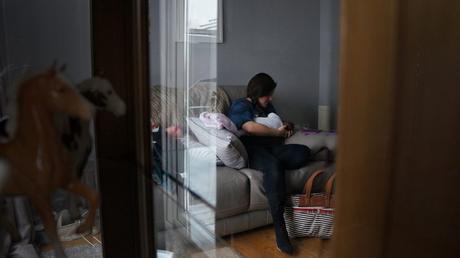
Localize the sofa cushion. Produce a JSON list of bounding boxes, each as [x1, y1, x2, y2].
[[239, 168, 269, 211], [186, 134, 224, 166], [189, 81, 231, 116], [150, 86, 184, 127], [285, 131, 337, 161], [285, 161, 332, 194], [237, 161, 330, 213], [215, 167, 251, 219], [188, 117, 248, 169], [189, 166, 250, 220], [219, 85, 247, 103], [150, 82, 232, 127]]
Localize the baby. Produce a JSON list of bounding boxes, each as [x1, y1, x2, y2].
[[255, 113, 283, 129]]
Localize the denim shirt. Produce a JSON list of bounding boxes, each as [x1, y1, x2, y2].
[[227, 98, 277, 129]]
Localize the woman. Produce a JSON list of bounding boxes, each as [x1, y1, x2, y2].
[[227, 73, 311, 255]]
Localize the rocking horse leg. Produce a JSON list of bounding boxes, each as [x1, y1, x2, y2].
[[5, 219, 20, 242], [68, 194, 81, 221], [0, 198, 20, 242], [30, 195, 67, 258], [66, 180, 99, 234]]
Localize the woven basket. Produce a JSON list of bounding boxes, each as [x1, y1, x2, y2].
[[284, 169, 335, 239]]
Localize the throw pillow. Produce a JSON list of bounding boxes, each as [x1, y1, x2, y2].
[[186, 133, 225, 166], [188, 117, 248, 169]]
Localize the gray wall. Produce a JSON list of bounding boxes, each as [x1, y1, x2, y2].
[[0, 2, 7, 114], [150, 0, 341, 128], [217, 0, 321, 126], [1, 0, 92, 83], [0, 2, 6, 71], [318, 0, 340, 129], [149, 0, 161, 86], [149, 0, 218, 88]]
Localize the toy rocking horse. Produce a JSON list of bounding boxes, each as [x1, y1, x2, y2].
[[0, 76, 126, 243], [55, 77, 126, 228], [0, 67, 91, 258]]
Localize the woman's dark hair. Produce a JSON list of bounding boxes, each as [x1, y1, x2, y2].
[[246, 73, 277, 103]]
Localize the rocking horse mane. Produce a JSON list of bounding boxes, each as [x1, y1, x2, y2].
[[2, 69, 73, 140]]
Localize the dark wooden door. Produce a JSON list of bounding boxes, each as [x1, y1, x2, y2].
[[334, 0, 460, 257], [91, 0, 154, 258]]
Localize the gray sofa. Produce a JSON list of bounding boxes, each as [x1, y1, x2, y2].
[[183, 85, 336, 237]]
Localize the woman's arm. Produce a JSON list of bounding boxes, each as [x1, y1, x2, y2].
[[242, 121, 291, 137]]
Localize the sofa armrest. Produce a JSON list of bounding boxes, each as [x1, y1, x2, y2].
[[238, 168, 269, 212]]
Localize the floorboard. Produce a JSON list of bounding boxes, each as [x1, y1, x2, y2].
[[225, 225, 332, 258]]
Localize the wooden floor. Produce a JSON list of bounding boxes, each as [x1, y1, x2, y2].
[[40, 233, 102, 253], [41, 227, 331, 258], [225, 226, 332, 258]]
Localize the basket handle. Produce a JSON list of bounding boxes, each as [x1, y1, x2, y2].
[[299, 169, 325, 207], [324, 174, 336, 208]]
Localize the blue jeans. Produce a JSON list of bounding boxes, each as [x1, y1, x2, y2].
[[242, 136, 311, 217], [242, 136, 311, 249]]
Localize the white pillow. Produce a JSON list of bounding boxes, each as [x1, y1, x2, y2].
[[188, 117, 248, 169], [186, 134, 224, 166], [255, 113, 283, 129]]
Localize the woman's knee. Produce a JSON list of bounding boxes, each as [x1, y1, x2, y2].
[[287, 144, 311, 168], [248, 149, 280, 171]]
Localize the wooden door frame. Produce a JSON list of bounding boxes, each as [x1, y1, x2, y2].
[[334, 1, 460, 258], [91, 0, 154, 258], [333, 0, 400, 256]]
